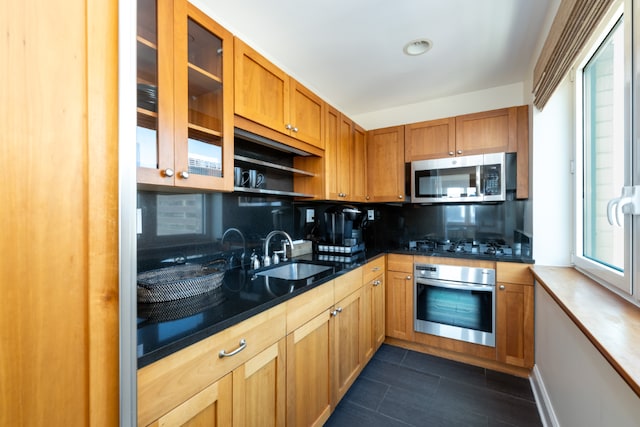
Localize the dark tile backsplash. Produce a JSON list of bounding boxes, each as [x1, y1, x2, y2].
[[137, 189, 530, 271]]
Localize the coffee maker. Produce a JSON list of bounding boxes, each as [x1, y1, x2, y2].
[[319, 205, 365, 254]]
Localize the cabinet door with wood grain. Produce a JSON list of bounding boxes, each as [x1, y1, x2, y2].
[[234, 37, 289, 134], [366, 125, 405, 202], [455, 107, 517, 157], [286, 309, 333, 427], [385, 255, 414, 341], [233, 339, 286, 427], [332, 289, 363, 405], [496, 263, 534, 369], [405, 117, 455, 161], [149, 374, 232, 427]]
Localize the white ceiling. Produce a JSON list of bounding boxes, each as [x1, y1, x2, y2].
[[197, 0, 554, 117]]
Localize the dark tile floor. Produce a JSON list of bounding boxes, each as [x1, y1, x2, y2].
[[325, 344, 542, 427]]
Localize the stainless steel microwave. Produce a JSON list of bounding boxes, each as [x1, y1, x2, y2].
[[411, 152, 510, 203]]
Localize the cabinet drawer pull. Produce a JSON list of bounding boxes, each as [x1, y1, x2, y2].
[[218, 339, 247, 358], [372, 266, 380, 272]]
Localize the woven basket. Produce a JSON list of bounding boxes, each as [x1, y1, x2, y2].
[[137, 260, 226, 303], [137, 287, 226, 323]]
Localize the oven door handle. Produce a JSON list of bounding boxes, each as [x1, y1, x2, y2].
[[415, 278, 494, 292]]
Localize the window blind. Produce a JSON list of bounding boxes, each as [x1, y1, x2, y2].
[[533, 0, 615, 110]]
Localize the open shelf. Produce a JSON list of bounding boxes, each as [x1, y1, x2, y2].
[[234, 154, 315, 177], [232, 187, 315, 198]]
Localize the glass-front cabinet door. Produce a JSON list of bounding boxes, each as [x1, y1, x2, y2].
[[136, 0, 233, 191], [136, 0, 173, 185]]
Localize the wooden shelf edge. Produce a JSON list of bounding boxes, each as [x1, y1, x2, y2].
[[233, 187, 314, 198], [234, 155, 315, 177], [531, 266, 640, 398]]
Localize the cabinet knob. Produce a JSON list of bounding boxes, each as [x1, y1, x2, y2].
[[406, 275, 412, 280], [398, 195, 403, 199], [373, 280, 381, 286], [331, 309, 338, 317], [366, 195, 370, 200], [178, 171, 190, 179], [336, 307, 343, 313], [457, 150, 463, 154], [285, 123, 293, 130], [499, 285, 505, 290], [448, 151, 454, 156], [163, 168, 174, 177], [292, 127, 298, 133]]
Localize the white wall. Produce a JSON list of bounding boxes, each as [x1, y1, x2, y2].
[[530, 78, 574, 266], [532, 285, 640, 426], [351, 82, 526, 130]]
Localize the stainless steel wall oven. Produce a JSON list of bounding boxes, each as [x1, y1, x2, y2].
[[414, 263, 496, 347]]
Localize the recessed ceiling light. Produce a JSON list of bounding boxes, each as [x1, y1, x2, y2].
[[403, 38, 433, 56]]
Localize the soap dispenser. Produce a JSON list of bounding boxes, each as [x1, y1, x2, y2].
[[250, 250, 260, 270]]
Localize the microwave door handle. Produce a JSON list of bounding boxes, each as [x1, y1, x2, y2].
[[476, 166, 482, 196]]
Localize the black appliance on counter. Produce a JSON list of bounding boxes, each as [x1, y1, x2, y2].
[[317, 205, 365, 260]]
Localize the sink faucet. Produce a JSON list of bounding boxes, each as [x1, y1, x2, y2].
[[221, 227, 246, 267], [263, 230, 294, 267]]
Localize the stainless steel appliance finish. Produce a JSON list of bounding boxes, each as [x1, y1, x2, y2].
[[411, 152, 506, 203], [414, 263, 496, 347]]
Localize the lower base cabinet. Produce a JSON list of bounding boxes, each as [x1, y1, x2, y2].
[[385, 254, 414, 341], [496, 262, 534, 369], [286, 308, 333, 427], [332, 289, 364, 405], [138, 258, 387, 427], [233, 339, 286, 427], [150, 373, 232, 426]]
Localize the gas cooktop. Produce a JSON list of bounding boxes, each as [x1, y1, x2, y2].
[[407, 238, 524, 260]]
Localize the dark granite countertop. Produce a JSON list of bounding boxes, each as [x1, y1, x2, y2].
[[137, 247, 533, 368], [137, 250, 385, 368]]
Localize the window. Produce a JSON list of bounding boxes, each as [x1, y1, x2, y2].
[[575, 2, 638, 303]]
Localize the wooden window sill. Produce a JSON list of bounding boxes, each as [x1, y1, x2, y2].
[[530, 266, 640, 398]]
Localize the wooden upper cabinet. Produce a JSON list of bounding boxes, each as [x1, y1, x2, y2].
[[405, 118, 455, 161], [137, 0, 234, 191], [455, 107, 517, 156], [352, 124, 367, 202], [290, 80, 325, 148], [324, 106, 363, 201], [366, 125, 405, 202], [234, 37, 325, 149]]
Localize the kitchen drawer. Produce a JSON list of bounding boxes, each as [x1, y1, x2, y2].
[[286, 279, 334, 333], [363, 256, 386, 283], [334, 267, 363, 302], [387, 254, 413, 272], [137, 304, 286, 426], [496, 262, 533, 285]]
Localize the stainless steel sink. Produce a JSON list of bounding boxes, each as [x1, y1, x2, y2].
[[256, 263, 334, 281]]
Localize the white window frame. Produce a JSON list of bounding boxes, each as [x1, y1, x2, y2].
[[573, 0, 639, 305]]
